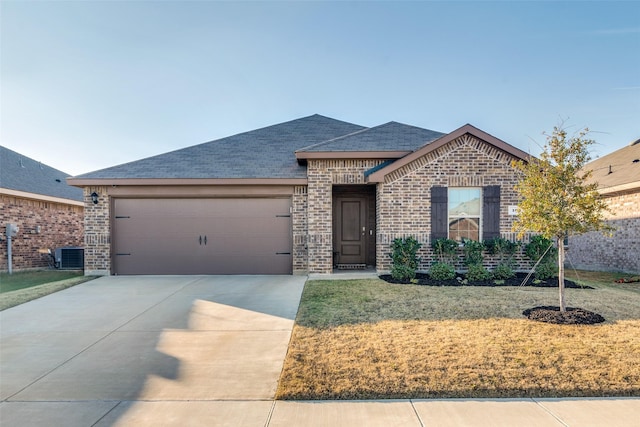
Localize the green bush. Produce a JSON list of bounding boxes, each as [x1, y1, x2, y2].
[[524, 235, 558, 280], [533, 262, 558, 280], [429, 262, 456, 281], [431, 238, 458, 264], [389, 237, 422, 282], [466, 263, 493, 282], [485, 237, 519, 280], [492, 262, 516, 280], [462, 239, 485, 266]]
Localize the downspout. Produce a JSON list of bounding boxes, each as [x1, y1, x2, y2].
[[7, 233, 12, 274]]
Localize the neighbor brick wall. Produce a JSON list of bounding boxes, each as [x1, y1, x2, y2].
[[83, 186, 111, 275], [0, 194, 83, 271], [376, 133, 529, 272], [306, 159, 386, 273], [568, 190, 640, 274]]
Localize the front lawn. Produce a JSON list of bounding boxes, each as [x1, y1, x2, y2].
[[276, 270, 640, 399]]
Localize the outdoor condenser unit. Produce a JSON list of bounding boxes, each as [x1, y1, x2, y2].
[[54, 246, 84, 270]]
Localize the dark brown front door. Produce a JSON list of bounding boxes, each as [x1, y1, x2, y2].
[[334, 197, 367, 265]]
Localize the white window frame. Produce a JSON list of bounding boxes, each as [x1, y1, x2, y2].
[[448, 187, 482, 242]]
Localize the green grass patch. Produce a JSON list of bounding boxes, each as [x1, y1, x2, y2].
[[0, 270, 96, 311], [0, 270, 84, 293]]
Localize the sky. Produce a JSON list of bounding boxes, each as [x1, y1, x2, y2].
[[1, 0, 639, 177]]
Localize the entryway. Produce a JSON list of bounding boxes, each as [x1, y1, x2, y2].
[[332, 185, 376, 270]]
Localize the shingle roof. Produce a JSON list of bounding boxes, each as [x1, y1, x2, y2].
[[73, 115, 366, 180], [0, 146, 83, 202], [586, 139, 640, 191], [297, 121, 444, 152]]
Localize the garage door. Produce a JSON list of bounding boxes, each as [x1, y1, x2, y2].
[[112, 198, 292, 275]]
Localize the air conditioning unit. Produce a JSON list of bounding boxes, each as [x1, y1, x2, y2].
[[54, 246, 84, 270]]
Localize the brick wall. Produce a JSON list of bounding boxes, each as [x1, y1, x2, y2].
[[376, 134, 528, 272], [306, 159, 386, 273], [568, 190, 640, 274], [0, 194, 83, 271], [292, 185, 309, 273], [83, 186, 111, 275]]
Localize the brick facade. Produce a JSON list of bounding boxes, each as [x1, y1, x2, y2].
[[298, 136, 531, 274], [568, 190, 640, 274], [375, 134, 527, 272], [0, 194, 83, 271], [292, 185, 309, 274], [78, 134, 536, 276], [305, 159, 386, 273], [83, 186, 111, 275]]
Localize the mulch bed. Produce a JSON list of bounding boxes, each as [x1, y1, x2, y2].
[[522, 306, 605, 325], [379, 272, 592, 289]]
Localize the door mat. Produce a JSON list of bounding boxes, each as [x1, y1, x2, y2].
[[336, 264, 367, 270]]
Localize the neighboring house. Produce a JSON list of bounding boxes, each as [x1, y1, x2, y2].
[[568, 140, 640, 274], [0, 146, 84, 271], [68, 115, 531, 276]]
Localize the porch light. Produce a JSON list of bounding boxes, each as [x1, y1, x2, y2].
[[91, 192, 99, 205]]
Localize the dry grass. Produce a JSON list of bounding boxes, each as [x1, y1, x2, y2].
[[277, 272, 640, 399]]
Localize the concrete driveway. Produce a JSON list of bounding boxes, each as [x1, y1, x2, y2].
[[0, 275, 306, 426]]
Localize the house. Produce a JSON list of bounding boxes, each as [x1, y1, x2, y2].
[[568, 139, 640, 274], [67, 115, 531, 276], [0, 146, 84, 271]]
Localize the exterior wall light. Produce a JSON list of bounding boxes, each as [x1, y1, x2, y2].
[[91, 192, 99, 205]]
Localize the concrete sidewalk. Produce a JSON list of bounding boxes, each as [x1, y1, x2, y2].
[[1, 275, 638, 426]]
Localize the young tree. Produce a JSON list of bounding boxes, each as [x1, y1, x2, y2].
[[512, 125, 611, 312]]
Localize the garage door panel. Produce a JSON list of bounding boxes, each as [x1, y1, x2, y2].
[[113, 198, 292, 275]]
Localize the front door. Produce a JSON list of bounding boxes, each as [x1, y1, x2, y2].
[[334, 197, 367, 265]]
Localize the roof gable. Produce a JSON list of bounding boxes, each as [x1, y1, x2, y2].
[[367, 124, 531, 183], [0, 146, 83, 202], [70, 115, 365, 182]]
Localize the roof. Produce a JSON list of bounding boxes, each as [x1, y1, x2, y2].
[[0, 145, 83, 202], [70, 115, 365, 182], [586, 138, 640, 194], [297, 121, 444, 153]]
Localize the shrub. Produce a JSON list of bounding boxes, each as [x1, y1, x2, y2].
[[524, 235, 558, 280], [462, 239, 485, 267], [431, 238, 458, 264], [485, 237, 520, 280], [466, 263, 492, 282], [429, 262, 456, 281], [493, 262, 516, 280], [533, 262, 558, 280], [389, 237, 422, 282]]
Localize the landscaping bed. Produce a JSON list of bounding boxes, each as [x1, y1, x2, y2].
[[379, 272, 591, 288]]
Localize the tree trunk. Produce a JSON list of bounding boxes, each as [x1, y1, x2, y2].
[[557, 237, 566, 312]]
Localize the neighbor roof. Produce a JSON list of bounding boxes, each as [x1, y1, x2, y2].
[[70, 115, 366, 182], [585, 139, 640, 194], [0, 146, 83, 202]]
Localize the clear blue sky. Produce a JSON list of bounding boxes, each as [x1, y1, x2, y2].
[[2, 1, 638, 176]]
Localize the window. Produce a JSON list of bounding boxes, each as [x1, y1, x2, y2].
[[430, 185, 500, 242], [448, 188, 481, 241]]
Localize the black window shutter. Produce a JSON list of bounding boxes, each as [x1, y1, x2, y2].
[[483, 185, 501, 240], [431, 186, 448, 241]]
